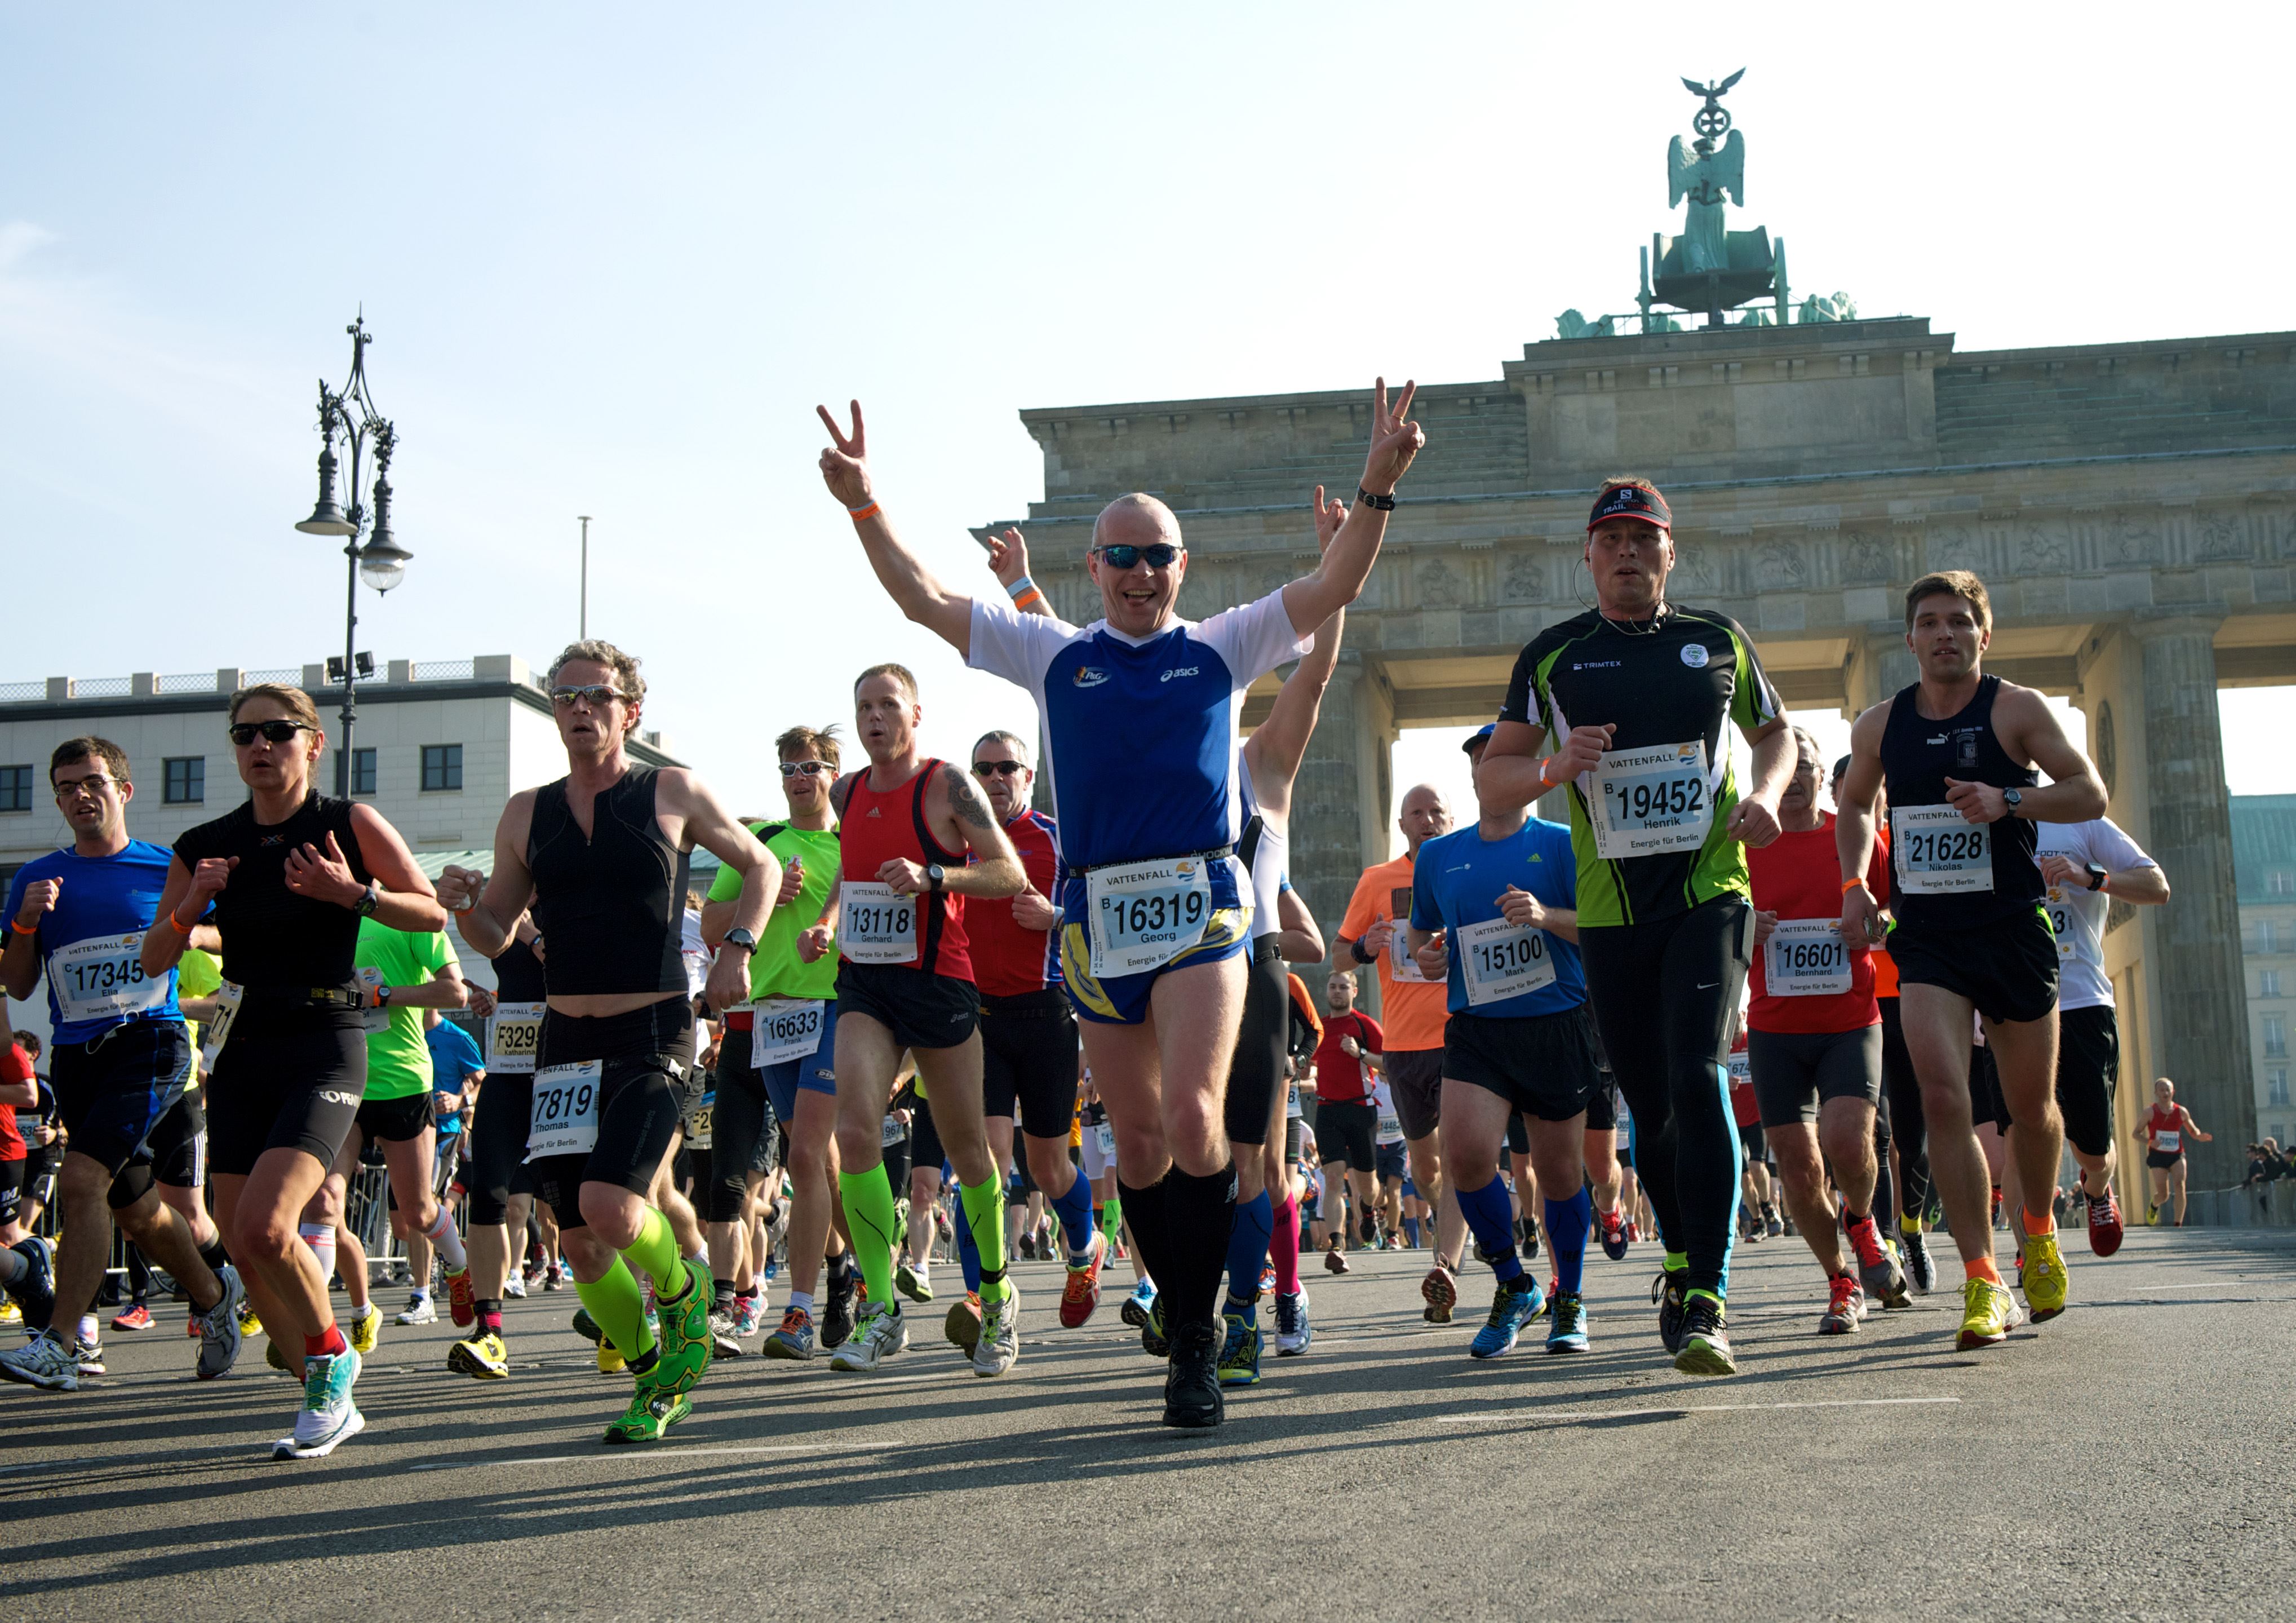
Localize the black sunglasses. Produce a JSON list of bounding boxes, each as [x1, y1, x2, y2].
[[972, 760, 1027, 777], [1093, 542, 1180, 570], [779, 760, 834, 778], [229, 720, 314, 746]]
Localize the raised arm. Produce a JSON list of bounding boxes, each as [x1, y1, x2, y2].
[[817, 400, 973, 655], [335, 804, 449, 933], [1249, 488, 1350, 785], [1723, 716, 1792, 850], [436, 793, 540, 959], [1274, 885, 1325, 965], [1281, 379, 1425, 634]]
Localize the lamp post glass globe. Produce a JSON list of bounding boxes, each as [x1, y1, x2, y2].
[[358, 536, 411, 594]]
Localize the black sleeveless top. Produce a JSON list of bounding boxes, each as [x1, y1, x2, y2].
[[1878, 675, 2042, 930], [493, 934, 548, 1002], [526, 767, 690, 996], [174, 793, 371, 988]]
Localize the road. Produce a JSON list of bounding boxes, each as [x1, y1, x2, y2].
[[5, 1223, 2291, 1618]]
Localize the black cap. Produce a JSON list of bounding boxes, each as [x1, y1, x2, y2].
[[1588, 482, 1672, 532], [1462, 723, 1496, 754]]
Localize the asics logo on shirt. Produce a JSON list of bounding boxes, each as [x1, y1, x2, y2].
[[1159, 666, 1200, 683], [1072, 667, 1109, 688]]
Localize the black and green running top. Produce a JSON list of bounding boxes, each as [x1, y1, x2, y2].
[[1499, 604, 1783, 927]]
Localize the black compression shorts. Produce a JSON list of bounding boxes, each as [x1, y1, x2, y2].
[[1222, 946, 1289, 1149], [464, 1072, 531, 1227], [1386, 1047, 1444, 1142], [147, 1089, 208, 1196], [1315, 1099, 1377, 1174], [356, 1090, 432, 1145], [708, 1035, 771, 1224], [981, 989, 1080, 1142], [529, 998, 697, 1227], [908, 1096, 946, 1177], [1890, 910, 2059, 1027], [2054, 1004, 2119, 1158], [1748, 1025, 1883, 1130], [50, 1021, 193, 1188], [1968, 1043, 2011, 1134], [207, 1010, 366, 1178]]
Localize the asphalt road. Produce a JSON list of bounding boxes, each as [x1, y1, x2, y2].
[[5, 1223, 2291, 1619]]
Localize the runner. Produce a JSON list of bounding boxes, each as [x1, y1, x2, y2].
[[1310, 969, 1382, 1275], [451, 914, 544, 1378], [2035, 817, 2168, 1254], [2137, 1078, 2211, 1227], [1746, 725, 1909, 1335], [1836, 571, 2107, 1347], [815, 375, 1422, 1425], [790, 664, 1027, 1377], [1337, 785, 1462, 1320], [699, 724, 849, 1360], [436, 641, 778, 1443], [1478, 477, 1790, 1376], [1406, 759, 1598, 1359]]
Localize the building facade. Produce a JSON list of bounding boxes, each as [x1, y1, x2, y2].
[[2232, 794, 2296, 1151]]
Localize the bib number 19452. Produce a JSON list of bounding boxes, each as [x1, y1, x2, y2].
[[1589, 741, 1713, 860]]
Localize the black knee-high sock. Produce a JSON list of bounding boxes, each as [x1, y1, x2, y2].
[[1117, 1176, 1173, 1298], [1161, 1162, 1238, 1333], [198, 1233, 232, 1274]]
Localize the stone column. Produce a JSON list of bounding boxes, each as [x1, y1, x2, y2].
[[1291, 651, 1397, 1004]]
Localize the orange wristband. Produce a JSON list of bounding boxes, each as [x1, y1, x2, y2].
[[8, 918, 36, 936], [1539, 758, 1561, 790], [1841, 878, 1868, 895], [848, 502, 881, 524]]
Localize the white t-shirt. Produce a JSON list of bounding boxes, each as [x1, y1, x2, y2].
[[1369, 1077, 1407, 1145], [2035, 819, 2156, 1011]]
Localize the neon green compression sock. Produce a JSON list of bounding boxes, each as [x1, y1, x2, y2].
[[837, 1169, 899, 1307], [574, 1256, 654, 1361], [959, 1174, 1011, 1306], [620, 1206, 689, 1302]]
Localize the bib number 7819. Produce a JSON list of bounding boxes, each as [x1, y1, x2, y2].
[[527, 1060, 602, 1162]]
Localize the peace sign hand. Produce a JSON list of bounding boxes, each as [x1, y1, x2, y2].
[[1358, 377, 1425, 497], [815, 400, 874, 510], [985, 527, 1032, 589], [1311, 486, 1348, 554]]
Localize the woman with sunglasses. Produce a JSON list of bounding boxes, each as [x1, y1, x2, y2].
[[141, 683, 445, 1460]]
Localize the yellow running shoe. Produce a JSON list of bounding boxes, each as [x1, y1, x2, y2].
[[236, 1299, 262, 1338], [347, 1302, 382, 1356], [0, 1299, 21, 1327], [449, 1330, 510, 1380], [1956, 1276, 2025, 1349], [598, 1342, 626, 1375], [2022, 1229, 2069, 1322]]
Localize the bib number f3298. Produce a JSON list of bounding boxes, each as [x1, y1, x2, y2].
[[1087, 856, 1214, 979], [527, 1060, 602, 1161], [840, 882, 919, 966], [486, 1002, 545, 1074], [1589, 741, 1713, 860], [1892, 804, 1993, 895]]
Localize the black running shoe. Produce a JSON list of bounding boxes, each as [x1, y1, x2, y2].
[[1140, 1297, 1172, 1359], [1651, 1268, 1688, 1355], [1162, 1319, 1224, 1429], [822, 1270, 857, 1351], [1673, 1294, 1736, 1376]]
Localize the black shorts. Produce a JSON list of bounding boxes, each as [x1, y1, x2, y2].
[[1506, 1112, 1530, 1157], [1889, 909, 2059, 1027], [207, 1009, 367, 1178], [981, 989, 1080, 1142], [2146, 1148, 2183, 1170], [1748, 1025, 1883, 1130], [1387, 1047, 1444, 1142], [835, 962, 981, 1052], [0, 1157, 22, 1228], [148, 1089, 208, 1192], [2054, 1004, 2120, 1158], [1736, 1118, 1766, 1164], [50, 1020, 193, 1180], [1968, 1043, 2011, 1134], [908, 1096, 946, 1177], [1585, 1081, 1617, 1133], [1442, 1006, 1602, 1124], [356, 1090, 433, 1144], [1222, 946, 1289, 1148], [1315, 1099, 1377, 1174], [464, 1072, 532, 1227], [1283, 1117, 1304, 1164], [529, 998, 698, 1228], [707, 1058, 772, 1224]]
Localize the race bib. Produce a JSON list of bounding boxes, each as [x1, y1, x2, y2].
[[1590, 741, 1713, 860], [1087, 856, 1213, 979], [1376, 1110, 1404, 1144], [1892, 804, 1993, 895], [751, 998, 826, 1068], [198, 981, 245, 1072], [528, 1060, 602, 1161], [2155, 1129, 2181, 1153], [1455, 916, 1558, 1007], [2046, 894, 2075, 958], [1093, 1120, 1116, 1157], [880, 1114, 908, 1148], [1727, 1050, 1750, 1087], [1287, 1080, 1303, 1120], [1386, 923, 1429, 984], [355, 967, 389, 1033], [1765, 917, 1851, 997], [688, 1091, 715, 1152], [841, 882, 919, 966], [486, 1001, 545, 1074], [50, 932, 168, 1025]]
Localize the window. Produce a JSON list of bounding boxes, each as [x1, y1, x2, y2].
[[420, 744, 463, 793], [2266, 1015, 2289, 1060], [163, 757, 205, 805], [2271, 869, 2296, 896], [0, 764, 30, 813], [343, 748, 377, 797], [2260, 920, 2281, 954], [2270, 1069, 2291, 1108], [2266, 970, 2285, 999]]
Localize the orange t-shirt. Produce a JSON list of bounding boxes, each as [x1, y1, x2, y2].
[[1339, 853, 1450, 1052]]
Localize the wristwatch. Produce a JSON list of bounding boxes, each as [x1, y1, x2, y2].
[[2002, 787, 2023, 814], [375, 984, 393, 1009], [352, 882, 382, 917], [925, 864, 946, 891], [2084, 861, 2109, 892], [1357, 485, 1397, 511], [723, 927, 758, 953]]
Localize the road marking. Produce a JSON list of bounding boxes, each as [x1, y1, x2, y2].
[[1438, 1396, 1963, 1424], [407, 1441, 845, 1472]]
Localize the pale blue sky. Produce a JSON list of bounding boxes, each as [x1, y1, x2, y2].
[[4, 3, 2290, 822]]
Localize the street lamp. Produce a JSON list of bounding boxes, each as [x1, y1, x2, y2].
[[294, 313, 411, 797]]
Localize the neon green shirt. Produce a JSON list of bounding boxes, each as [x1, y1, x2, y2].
[[354, 919, 458, 1100], [707, 821, 841, 1002], [178, 948, 222, 1090]]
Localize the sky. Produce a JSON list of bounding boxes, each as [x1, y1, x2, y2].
[[4, 3, 2292, 822]]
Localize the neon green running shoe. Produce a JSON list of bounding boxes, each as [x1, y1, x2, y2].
[[649, 1267, 713, 1398], [602, 1387, 691, 1445], [2022, 1230, 2069, 1323]]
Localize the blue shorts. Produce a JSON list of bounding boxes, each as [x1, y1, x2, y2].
[[756, 997, 840, 1125], [1054, 861, 1253, 1027], [1376, 1142, 1408, 1184]]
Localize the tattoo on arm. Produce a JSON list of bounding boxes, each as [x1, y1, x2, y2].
[[943, 762, 996, 830]]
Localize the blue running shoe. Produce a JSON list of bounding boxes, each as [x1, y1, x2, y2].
[[1468, 1277, 1546, 1360], [1597, 1209, 1630, 1263], [5, 1238, 55, 1334], [1545, 1290, 1590, 1354], [1120, 1279, 1157, 1331], [1216, 1312, 1261, 1387]]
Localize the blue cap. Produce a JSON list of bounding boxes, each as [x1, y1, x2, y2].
[[1462, 723, 1496, 754]]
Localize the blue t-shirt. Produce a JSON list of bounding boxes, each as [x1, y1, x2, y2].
[[4, 841, 187, 1044], [425, 1019, 485, 1136], [1408, 817, 1586, 1019]]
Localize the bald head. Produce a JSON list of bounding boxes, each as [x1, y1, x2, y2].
[[1089, 492, 1189, 637], [1398, 782, 1452, 855], [1093, 493, 1181, 550]]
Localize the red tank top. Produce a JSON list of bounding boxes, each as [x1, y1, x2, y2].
[[839, 758, 971, 981], [2146, 1104, 2182, 1150], [969, 808, 1062, 998]]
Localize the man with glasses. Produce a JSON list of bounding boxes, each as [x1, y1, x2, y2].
[[699, 724, 856, 1360], [437, 642, 778, 1444], [0, 737, 246, 1392], [813, 375, 1423, 1426]]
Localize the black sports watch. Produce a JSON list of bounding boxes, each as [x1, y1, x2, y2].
[[2001, 787, 2023, 815], [2084, 861, 2109, 892], [925, 864, 946, 891], [1357, 485, 1397, 511], [352, 882, 382, 918], [723, 927, 758, 953]]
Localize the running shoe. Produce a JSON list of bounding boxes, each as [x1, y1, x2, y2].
[[503, 1273, 529, 1300], [763, 1306, 817, 1360], [1901, 1226, 1936, 1295], [1522, 1226, 1541, 1263], [732, 1293, 765, 1338], [266, 1336, 294, 1374], [395, 1293, 437, 1326], [193, 1266, 247, 1380], [1845, 1214, 1911, 1310], [0, 1299, 19, 1327], [895, 1259, 933, 1304], [1673, 1294, 1736, 1376], [571, 1305, 604, 1345], [821, 1270, 857, 1350], [1598, 1209, 1630, 1262], [1546, 1290, 1589, 1354], [0, 1332, 77, 1392], [445, 1268, 474, 1329], [1273, 1289, 1311, 1356], [603, 1388, 691, 1445], [1217, 1312, 1262, 1387], [274, 1348, 363, 1460], [1819, 1273, 1866, 1335], [1120, 1279, 1157, 1330], [1469, 1277, 1547, 1360], [1764, 1206, 1784, 1239], [1651, 1268, 1688, 1354], [2022, 1229, 2070, 1323], [973, 1286, 1021, 1378], [73, 1337, 106, 1376], [347, 1301, 383, 1357], [4, 1237, 55, 1333], [943, 1292, 983, 1358], [2085, 1183, 2125, 1258], [708, 1308, 744, 1360], [112, 1303, 155, 1332], [543, 1266, 568, 1292], [597, 1342, 626, 1376], [1359, 1212, 1378, 1246], [1139, 1296, 1171, 1359], [1163, 1319, 1224, 1429], [236, 1297, 262, 1337], [827, 1300, 906, 1372], [1017, 1231, 1038, 1262], [1324, 1244, 1349, 1276], [1957, 1276, 2024, 1349], [1259, 1261, 1277, 1294], [1059, 1232, 1106, 1329], [1421, 1263, 1458, 1325], [651, 1269, 714, 1395], [449, 1330, 510, 1379]]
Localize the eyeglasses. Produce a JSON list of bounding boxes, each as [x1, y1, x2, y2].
[[551, 685, 624, 709], [1093, 542, 1181, 570], [52, 775, 117, 801], [972, 760, 1027, 778], [778, 760, 834, 778], [229, 720, 314, 746]]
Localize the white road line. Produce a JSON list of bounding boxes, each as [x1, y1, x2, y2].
[[1437, 1396, 1963, 1424]]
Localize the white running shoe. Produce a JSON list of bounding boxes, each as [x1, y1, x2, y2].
[[195, 1264, 247, 1379], [503, 1274, 528, 1300], [395, 1294, 437, 1326], [274, 1348, 364, 1460], [0, 1332, 79, 1392], [972, 1285, 1021, 1378], [826, 1301, 907, 1372]]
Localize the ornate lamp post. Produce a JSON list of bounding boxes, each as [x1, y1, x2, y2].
[[292, 313, 412, 796]]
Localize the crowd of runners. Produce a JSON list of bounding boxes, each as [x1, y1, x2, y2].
[[0, 379, 2206, 1455]]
